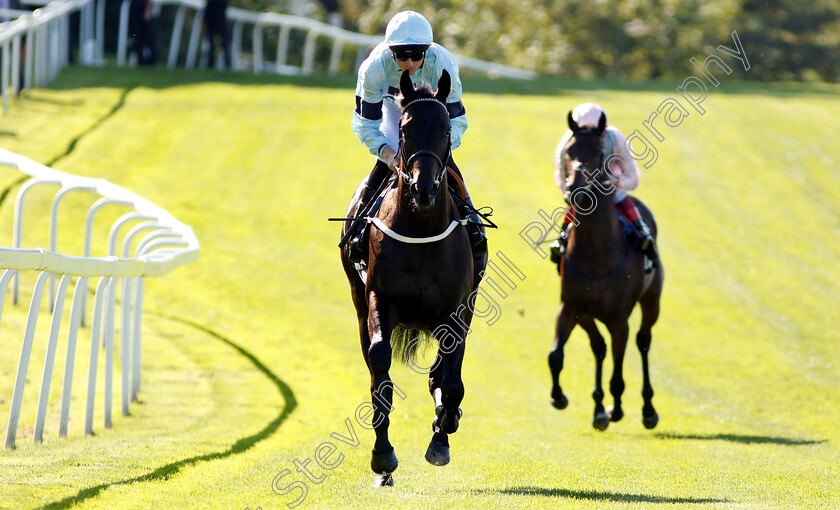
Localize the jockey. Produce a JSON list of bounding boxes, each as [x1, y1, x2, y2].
[[554, 102, 658, 261], [345, 10, 487, 262]]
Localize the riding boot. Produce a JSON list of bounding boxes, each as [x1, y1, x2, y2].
[[549, 209, 574, 266], [632, 218, 659, 261], [448, 161, 487, 258], [549, 222, 570, 264], [347, 160, 392, 263]]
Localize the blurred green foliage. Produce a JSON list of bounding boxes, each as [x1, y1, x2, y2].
[[322, 0, 840, 82], [105, 0, 837, 82]]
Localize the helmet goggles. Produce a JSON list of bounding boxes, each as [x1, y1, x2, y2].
[[390, 44, 429, 62]]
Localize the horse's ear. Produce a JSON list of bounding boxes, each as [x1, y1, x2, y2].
[[435, 70, 451, 102], [567, 111, 579, 132], [399, 69, 414, 101], [597, 111, 607, 134]]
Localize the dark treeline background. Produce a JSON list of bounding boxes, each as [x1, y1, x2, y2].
[[252, 0, 840, 82]]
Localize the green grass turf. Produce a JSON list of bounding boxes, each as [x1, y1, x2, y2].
[[0, 65, 839, 509]]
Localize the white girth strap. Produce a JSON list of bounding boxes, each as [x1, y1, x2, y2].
[[369, 217, 468, 244]]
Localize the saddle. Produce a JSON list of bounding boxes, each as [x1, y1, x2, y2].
[[347, 168, 488, 275], [355, 168, 471, 254], [347, 176, 397, 274], [550, 211, 655, 276], [364, 175, 398, 225], [617, 213, 655, 276]]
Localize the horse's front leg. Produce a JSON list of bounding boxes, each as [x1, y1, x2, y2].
[[425, 314, 468, 466], [605, 319, 629, 426], [549, 302, 577, 409], [366, 292, 399, 486], [579, 317, 610, 430]]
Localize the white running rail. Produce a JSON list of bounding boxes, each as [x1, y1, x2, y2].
[[0, 147, 199, 449], [0, 0, 101, 115], [117, 0, 538, 79]]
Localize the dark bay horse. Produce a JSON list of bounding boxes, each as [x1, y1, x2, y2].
[[340, 70, 483, 487], [550, 111, 664, 431]]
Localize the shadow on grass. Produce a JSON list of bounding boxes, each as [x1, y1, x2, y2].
[[45, 86, 135, 168], [655, 432, 826, 446], [488, 486, 729, 504], [0, 175, 28, 210], [0, 85, 134, 213], [40, 313, 297, 510], [18, 96, 85, 107]]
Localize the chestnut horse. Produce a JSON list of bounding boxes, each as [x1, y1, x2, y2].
[[340, 70, 484, 486], [550, 111, 664, 431]]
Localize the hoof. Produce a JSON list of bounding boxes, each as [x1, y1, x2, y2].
[[425, 443, 450, 466], [643, 410, 659, 429], [551, 391, 569, 410], [371, 449, 398, 474], [592, 412, 610, 431], [372, 473, 394, 487], [607, 406, 624, 422], [425, 436, 450, 466]]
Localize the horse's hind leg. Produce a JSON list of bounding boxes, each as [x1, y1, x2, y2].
[[579, 317, 610, 431], [425, 316, 468, 466], [637, 272, 663, 429], [425, 366, 454, 467], [425, 387, 453, 467], [549, 303, 577, 410]]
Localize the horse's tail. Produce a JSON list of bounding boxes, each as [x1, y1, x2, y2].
[[391, 326, 433, 365]]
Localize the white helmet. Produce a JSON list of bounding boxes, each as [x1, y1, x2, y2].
[[385, 11, 433, 46], [572, 102, 608, 128]]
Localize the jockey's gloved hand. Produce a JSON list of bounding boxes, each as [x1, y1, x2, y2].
[[380, 146, 399, 172]]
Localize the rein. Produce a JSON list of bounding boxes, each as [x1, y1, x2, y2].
[[336, 95, 467, 245], [565, 163, 612, 197], [400, 150, 446, 184]]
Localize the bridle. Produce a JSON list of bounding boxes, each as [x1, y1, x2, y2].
[[565, 129, 612, 198], [560, 128, 632, 278], [355, 96, 467, 245], [397, 97, 451, 187]]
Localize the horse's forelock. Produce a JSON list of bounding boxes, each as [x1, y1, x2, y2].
[[571, 129, 603, 149], [397, 84, 435, 110], [566, 129, 604, 165]]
